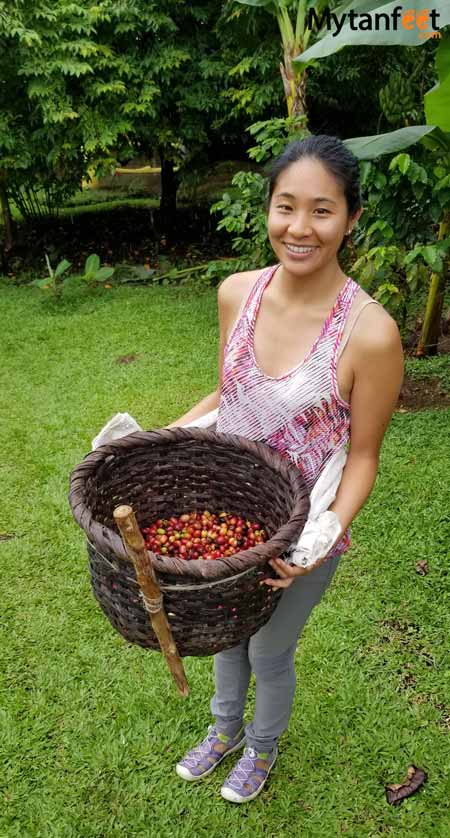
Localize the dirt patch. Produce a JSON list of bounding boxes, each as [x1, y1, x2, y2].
[[435, 704, 450, 730], [115, 353, 140, 365], [396, 376, 450, 411]]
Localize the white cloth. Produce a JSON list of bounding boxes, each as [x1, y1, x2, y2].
[[288, 446, 347, 569], [91, 412, 143, 450], [92, 407, 219, 452], [182, 407, 218, 429]]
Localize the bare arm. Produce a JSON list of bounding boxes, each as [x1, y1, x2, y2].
[[165, 391, 220, 428], [265, 306, 404, 587], [328, 310, 404, 531], [165, 273, 241, 428]]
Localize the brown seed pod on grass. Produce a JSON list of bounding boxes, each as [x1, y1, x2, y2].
[[385, 764, 428, 806]]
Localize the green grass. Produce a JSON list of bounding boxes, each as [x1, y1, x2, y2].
[[63, 186, 156, 207], [1, 281, 449, 837], [58, 196, 160, 218], [405, 356, 450, 391]]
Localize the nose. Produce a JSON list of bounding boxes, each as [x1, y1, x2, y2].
[[286, 212, 313, 238]]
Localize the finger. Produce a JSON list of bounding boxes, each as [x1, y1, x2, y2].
[[271, 557, 298, 577], [270, 559, 287, 578], [269, 558, 310, 578], [262, 576, 292, 589]]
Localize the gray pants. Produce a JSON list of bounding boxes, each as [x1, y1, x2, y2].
[[210, 553, 342, 755]]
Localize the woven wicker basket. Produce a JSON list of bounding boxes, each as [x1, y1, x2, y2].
[[68, 427, 310, 656]]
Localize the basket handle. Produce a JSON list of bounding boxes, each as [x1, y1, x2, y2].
[[113, 505, 189, 698]]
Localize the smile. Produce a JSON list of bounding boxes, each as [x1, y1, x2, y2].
[[284, 243, 318, 255]]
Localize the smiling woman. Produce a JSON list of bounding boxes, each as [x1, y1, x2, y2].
[[169, 134, 404, 803]]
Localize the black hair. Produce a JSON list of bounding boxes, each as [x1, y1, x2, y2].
[[267, 135, 362, 250]]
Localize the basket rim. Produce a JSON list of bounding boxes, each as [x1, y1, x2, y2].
[[87, 537, 275, 591], [69, 426, 310, 582]]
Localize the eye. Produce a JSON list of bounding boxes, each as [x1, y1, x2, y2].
[[314, 208, 331, 215], [276, 204, 292, 211]]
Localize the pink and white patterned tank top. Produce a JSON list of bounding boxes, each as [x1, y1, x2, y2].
[[216, 263, 362, 560]]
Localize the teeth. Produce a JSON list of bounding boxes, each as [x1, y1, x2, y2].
[[285, 244, 316, 254]]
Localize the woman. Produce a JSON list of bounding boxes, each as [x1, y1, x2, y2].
[[167, 135, 404, 803]]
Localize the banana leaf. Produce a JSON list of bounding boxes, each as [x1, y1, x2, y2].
[[425, 35, 450, 132], [343, 126, 436, 160]]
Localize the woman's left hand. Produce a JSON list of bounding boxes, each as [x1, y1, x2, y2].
[[261, 555, 329, 589]]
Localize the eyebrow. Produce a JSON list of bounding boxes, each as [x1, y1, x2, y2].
[[274, 191, 337, 205]]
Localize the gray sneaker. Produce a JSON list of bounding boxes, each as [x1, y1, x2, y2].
[[176, 723, 246, 781]]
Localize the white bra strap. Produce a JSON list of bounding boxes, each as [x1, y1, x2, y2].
[[337, 299, 383, 360]]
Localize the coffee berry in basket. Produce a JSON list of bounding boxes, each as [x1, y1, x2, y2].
[[141, 509, 268, 562]]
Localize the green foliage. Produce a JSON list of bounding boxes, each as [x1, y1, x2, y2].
[[297, 5, 450, 169], [352, 239, 427, 332], [352, 145, 450, 329], [81, 254, 115, 286], [209, 5, 282, 123], [111, 263, 158, 285], [31, 251, 114, 300], [246, 115, 308, 160], [358, 151, 437, 247], [1, 0, 285, 231], [211, 170, 272, 274], [424, 34, 450, 131], [379, 71, 419, 126], [0, 1, 130, 223], [306, 44, 429, 139], [30, 255, 72, 299]]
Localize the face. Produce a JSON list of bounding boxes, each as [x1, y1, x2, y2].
[[267, 156, 362, 276]]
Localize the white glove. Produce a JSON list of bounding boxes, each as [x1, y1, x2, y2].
[[288, 446, 347, 569], [182, 407, 218, 430], [91, 412, 143, 450]]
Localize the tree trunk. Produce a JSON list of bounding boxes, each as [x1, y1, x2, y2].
[[291, 70, 307, 117], [415, 219, 449, 357], [280, 46, 308, 119], [0, 182, 13, 254], [158, 147, 180, 234]]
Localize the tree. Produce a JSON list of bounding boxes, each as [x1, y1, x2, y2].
[[0, 0, 132, 255], [112, 0, 286, 226], [235, 0, 347, 119], [0, 0, 293, 251]]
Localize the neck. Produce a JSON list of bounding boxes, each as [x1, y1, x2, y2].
[[274, 259, 347, 308]]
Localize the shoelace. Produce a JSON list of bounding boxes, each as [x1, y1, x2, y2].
[[184, 726, 219, 768], [227, 748, 263, 790]]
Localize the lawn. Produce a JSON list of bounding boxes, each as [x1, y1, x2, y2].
[[1, 280, 449, 837]]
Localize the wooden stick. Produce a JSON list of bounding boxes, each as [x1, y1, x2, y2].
[[113, 505, 189, 698]]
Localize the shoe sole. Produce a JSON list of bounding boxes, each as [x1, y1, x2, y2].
[[176, 734, 247, 781], [220, 753, 277, 803]]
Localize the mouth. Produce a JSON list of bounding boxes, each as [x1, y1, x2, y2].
[[284, 243, 318, 256]]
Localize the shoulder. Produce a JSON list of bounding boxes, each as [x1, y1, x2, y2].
[[217, 268, 267, 333], [217, 268, 263, 304], [350, 295, 404, 369]]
